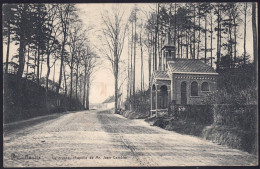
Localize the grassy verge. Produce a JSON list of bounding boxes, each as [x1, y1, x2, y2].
[[202, 124, 257, 155], [146, 116, 257, 155], [119, 109, 150, 119]]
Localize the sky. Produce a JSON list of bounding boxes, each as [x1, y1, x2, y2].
[[76, 3, 152, 104], [2, 3, 257, 104]]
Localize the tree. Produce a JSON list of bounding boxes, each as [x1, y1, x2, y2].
[[100, 7, 128, 113], [56, 4, 77, 94], [252, 2, 257, 77], [44, 4, 61, 92], [31, 4, 48, 85], [12, 4, 34, 80], [242, 2, 248, 65], [3, 4, 16, 73]]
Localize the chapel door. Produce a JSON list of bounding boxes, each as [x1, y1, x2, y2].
[[181, 82, 187, 105]]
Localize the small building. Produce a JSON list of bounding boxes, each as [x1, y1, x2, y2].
[[150, 32, 218, 117], [102, 93, 122, 110]]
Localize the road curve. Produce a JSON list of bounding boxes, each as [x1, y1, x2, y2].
[[3, 110, 258, 167]]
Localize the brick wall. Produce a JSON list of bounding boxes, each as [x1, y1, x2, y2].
[[172, 73, 218, 105]]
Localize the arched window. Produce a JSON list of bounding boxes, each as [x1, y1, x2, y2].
[[191, 81, 198, 96], [201, 82, 209, 91], [159, 85, 168, 109], [181, 82, 187, 104]]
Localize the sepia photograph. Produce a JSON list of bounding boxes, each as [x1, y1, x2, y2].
[[2, 2, 258, 167]]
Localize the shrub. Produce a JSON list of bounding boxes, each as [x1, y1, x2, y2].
[[3, 74, 83, 123], [169, 104, 214, 125], [212, 104, 257, 131], [124, 90, 150, 114]]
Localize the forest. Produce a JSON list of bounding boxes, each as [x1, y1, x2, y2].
[[3, 4, 97, 113], [124, 2, 257, 112]]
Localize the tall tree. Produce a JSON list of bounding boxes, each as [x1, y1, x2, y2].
[[101, 8, 128, 113], [56, 4, 76, 94], [243, 2, 248, 64], [44, 4, 60, 92], [3, 4, 16, 73], [252, 2, 257, 76], [133, 6, 137, 97], [12, 4, 34, 80]]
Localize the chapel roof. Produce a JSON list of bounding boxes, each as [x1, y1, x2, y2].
[[168, 59, 218, 74], [153, 71, 170, 79]]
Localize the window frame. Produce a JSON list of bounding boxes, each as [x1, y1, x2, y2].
[[190, 81, 199, 97], [201, 81, 210, 92]]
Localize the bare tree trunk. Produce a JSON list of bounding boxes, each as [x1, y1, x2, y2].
[[252, 2, 258, 76], [63, 64, 67, 95], [154, 3, 159, 71], [174, 3, 177, 54], [70, 54, 74, 99], [26, 46, 30, 79], [114, 58, 119, 113], [216, 6, 221, 72], [33, 50, 36, 81], [210, 12, 213, 67], [16, 34, 26, 115], [130, 22, 133, 97], [233, 18, 237, 67], [37, 46, 40, 85], [83, 64, 87, 108], [56, 33, 66, 94], [86, 77, 90, 110], [5, 21, 11, 73], [180, 33, 183, 58], [204, 15, 207, 63], [133, 10, 136, 97], [40, 54, 43, 80], [45, 51, 51, 113], [140, 27, 144, 92], [148, 33, 151, 89], [186, 30, 189, 59], [243, 3, 247, 65], [229, 12, 233, 68], [127, 33, 130, 99], [75, 60, 79, 99], [177, 27, 180, 58], [193, 4, 196, 59], [152, 32, 155, 71], [190, 35, 193, 59], [17, 39, 26, 79], [219, 10, 222, 64], [197, 8, 201, 59], [52, 62, 55, 90], [46, 54, 51, 91]]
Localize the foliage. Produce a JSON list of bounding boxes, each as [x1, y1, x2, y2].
[[125, 90, 150, 114], [203, 63, 257, 105], [169, 104, 214, 125], [3, 74, 84, 123], [212, 104, 257, 131]]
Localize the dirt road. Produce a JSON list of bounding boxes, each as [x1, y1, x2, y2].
[[3, 110, 258, 167]]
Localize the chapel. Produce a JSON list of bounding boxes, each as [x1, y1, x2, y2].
[[150, 32, 218, 117]]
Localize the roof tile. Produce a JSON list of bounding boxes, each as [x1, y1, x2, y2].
[[153, 71, 170, 79], [168, 59, 217, 74]]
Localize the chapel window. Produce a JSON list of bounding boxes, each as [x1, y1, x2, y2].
[[191, 81, 198, 96], [201, 82, 209, 91]]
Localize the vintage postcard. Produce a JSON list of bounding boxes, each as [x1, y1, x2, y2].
[[3, 2, 258, 167]]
